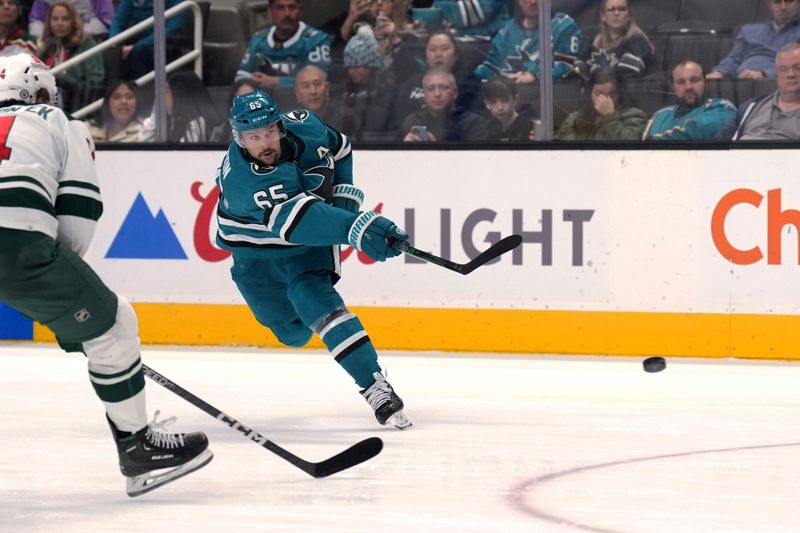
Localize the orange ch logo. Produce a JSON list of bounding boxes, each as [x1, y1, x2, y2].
[[711, 188, 800, 265]]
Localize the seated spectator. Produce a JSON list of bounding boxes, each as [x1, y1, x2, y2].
[[474, 0, 581, 83], [294, 64, 356, 133], [0, 0, 36, 56], [142, 70, 224, 143], [85, 79, 148, 142], [236, 0, 331, 90], [574, 0, 653, 79], [643, 60, 736, 140], [400, 66, 486, 141], [107, 0, 184, 80], [716, 43, 800, 140], [482, 76, 536, 141], [339, 0, 421, 84], [38, 1, 104, 112], [28, 0, 114, 40], [340, 25, 395, 140], [432, 0, 511, 39], [707, 0, 800, 80], [391, 31, 481, 128], [556, 65, 645, 140]]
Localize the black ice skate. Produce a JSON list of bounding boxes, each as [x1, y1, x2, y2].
[[360, 371, 412, 430], [109, 411, 213, 497]]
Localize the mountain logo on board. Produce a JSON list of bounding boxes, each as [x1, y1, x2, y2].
[[106, 192, 188, 259]]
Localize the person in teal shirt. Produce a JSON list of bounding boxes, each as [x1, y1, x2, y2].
[[643, 60, 736, 140]]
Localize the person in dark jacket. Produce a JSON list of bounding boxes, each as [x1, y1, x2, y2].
[[481, 76, 536, 141], [390, 30, 481, 130], [400, 66, 486, 142], [574, 0, 654, 79], [340, 25, 395, 141]]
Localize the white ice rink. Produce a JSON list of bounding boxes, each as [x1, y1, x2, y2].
[[1, 343, 799, 533]]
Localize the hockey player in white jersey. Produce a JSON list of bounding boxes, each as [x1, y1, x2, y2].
[[0, 54, 213, 497]]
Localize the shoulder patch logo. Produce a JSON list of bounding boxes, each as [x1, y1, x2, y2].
[[284, 110, 309, 123]]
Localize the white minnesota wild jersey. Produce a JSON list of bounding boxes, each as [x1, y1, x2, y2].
[[0, 103, 102, 254]]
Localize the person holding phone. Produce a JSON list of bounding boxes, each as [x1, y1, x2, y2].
[[400, 66, 486, 141]]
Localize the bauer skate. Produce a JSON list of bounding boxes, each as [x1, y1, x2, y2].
[[360, 371, 412, 430], [109, 411, 213, 497]]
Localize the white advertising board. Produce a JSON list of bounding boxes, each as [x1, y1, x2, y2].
[[86, 149, 800, 315]]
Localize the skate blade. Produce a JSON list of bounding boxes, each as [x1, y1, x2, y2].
[[387, 410, 412, 430], [126, 448, 214, 497]]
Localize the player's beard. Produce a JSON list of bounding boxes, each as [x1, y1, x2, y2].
[[259, 149, 277, 165]]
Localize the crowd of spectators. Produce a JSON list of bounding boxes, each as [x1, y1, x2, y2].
[[7, 0, 800, 144]]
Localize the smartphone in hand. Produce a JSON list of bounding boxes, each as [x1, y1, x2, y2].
[[411, 125, 429, 141]]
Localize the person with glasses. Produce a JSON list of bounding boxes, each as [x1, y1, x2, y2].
[[574, 0, 654, 79], [707, 0, 800, 80], [556, 65, 646, 140], [643, 60, 736, 140], [716, 43, 800, 140]]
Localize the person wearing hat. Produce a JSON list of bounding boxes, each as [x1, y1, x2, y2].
[[340, 25, 394, 141], [0, 0, 37, 57]]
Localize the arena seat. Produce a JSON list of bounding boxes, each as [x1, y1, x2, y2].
[[752, 77, 777, 99], [704, 78, 743, 106], [677, 0, 759, 32], [551, 0, 602, 30], [662, 34, 735, 74], [629, 0, 682, 33], [204, 3, 248, 86], [626, 75, 670, 116]]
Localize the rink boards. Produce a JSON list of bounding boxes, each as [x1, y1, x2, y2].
[[11, 147, 800, 359]]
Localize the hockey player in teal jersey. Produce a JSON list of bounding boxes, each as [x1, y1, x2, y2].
[[0, 54, 212, 496], [474, 0, 581, 82], [216, 90, 412, 429], [235, 0, 331, 89]]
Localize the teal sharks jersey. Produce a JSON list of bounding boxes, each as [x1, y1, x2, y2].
[[215, 135, 355, 258], [280, 108, 353, 198], [236, 22, 331, 88], [474, 14, 582, 80]]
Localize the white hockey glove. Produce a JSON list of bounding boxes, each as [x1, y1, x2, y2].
[[348, 211, 408, 262], [332, 184, 364, 213]]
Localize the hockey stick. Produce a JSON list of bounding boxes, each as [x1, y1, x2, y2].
[[388, 234, 523, 275], [142, 364, 383, 478]]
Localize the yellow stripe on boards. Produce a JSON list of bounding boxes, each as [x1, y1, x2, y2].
[[32, 305, 800, 360]]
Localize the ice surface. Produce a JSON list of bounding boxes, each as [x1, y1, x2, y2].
[[1, 343, 799, 532]]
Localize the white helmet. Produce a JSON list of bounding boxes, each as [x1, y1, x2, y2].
[[0, 54, 57, 106]]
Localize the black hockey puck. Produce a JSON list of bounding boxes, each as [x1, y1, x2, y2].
[[643, 356, 666, 373]]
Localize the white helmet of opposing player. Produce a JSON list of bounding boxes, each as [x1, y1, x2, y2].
[[0, 53, 57, 106]]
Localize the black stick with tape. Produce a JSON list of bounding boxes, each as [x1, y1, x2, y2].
[[388, 235, 522, 275]]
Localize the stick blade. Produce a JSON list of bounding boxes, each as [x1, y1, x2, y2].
[[312, 437, 384, 478], [460, 234, 523, 274]]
